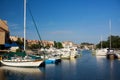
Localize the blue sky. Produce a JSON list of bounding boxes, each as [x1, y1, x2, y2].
[[0, 0, 120, 44]]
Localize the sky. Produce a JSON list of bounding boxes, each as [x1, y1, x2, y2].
[[0, 0, 120, 44]]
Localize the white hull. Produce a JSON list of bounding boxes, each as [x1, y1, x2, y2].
[[115, 53, 120, 59], [61, 54, 70, 59], [61, 55, 75, 59], [96, 48, 108, 56], [1, 60, 43, 67]]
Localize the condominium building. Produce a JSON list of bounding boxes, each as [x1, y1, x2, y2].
[[10, 36, 23, 42], [0, 19, 10, 45], [62, 41, 74, 48], [27, 40, 54, 47]]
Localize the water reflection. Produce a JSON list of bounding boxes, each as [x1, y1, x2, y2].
[[95, 55, 120, 80], [96, 56, 106, 64], [44, 59, 77, 80], [0, 66, 45, 80], [61, 59, 77, 80], [0, 67, 6, 80]]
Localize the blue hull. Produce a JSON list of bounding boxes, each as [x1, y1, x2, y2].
[[45, 59, 61, 64], [45, 60, 56, 64]]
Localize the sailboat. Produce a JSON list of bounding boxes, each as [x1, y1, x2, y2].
[[106, 20, 118, 59], [96, 36, 108, 56], [0, 0, 44, 67], [95, 48, 108, 56]]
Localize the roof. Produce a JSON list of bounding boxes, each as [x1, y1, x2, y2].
[[5, 43, 18, 48]]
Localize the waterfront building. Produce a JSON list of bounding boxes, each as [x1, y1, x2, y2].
[[27, 40, 39, 46], [42, 40, 54, 47], [10, 36, 23, 42], [0, 19, 10, 45], [27, 40, 54, 47], [62, 41, 74, 48]]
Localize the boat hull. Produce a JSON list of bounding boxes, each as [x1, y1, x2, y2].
[[45, 58, 61, 64], [1, 60, 43, 67], [106, 54, 118, 59], [45, 59, 56, 64], [95, 49, 108, 56]]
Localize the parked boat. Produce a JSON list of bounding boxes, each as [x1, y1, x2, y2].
[[45, 52, 61, 64], [95, 48, 108, 56], [95, 35, 108, 56], [1, 52, 44, 67], [106, 49, 118, 59], [0, 0, 44, 67], [106, 20, 118, 60], [1, 59, 43, 67], [60, 47, 79, 59], [45, 57, 61, 64], [116, 53, 120, 59], [61, 53, 70, 59]]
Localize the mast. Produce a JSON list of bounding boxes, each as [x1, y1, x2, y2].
[[109, 19, 111, 49], [24, 0, 26, 51], [100, 35, 102, 49]]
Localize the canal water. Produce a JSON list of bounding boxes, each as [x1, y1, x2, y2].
[[0, 50, 120, 80]]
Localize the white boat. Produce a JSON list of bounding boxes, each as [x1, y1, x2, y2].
[[1, 54, 44, 67], [96, 35, 108, 56], [60, 47, 79, 59], [114, 50, 120, 59], [116, 54, 120, 59], [1, 60, 43, 67], [106, 20, 118, 59], [1, 58, 43, 67], [0, 0, 44, 67], [96, 48, 108, 56], [61, 53, 70, 59]]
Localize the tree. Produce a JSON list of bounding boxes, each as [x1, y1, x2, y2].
[[96, 35, 120, 49], [28, 44, 39, 49], [54, 41, 57, 48], [57, 42, 63, 49], [16, 38, 24, 47], [96, 41, 108, 48], [54, 41, 63, 49], [81, 42, 93, 45]]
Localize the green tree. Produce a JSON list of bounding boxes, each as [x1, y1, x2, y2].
[[54, 41, 57, 48], [81, 42, 93, 45], [29, 44, 42, 49], [57, 42, 63, 49], [96, 41, 108, 48], [16, 38, 24, 47], [96, 35, 120, 49], [54, 41, 63, 49]]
